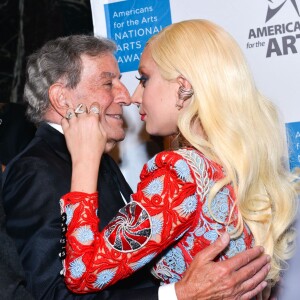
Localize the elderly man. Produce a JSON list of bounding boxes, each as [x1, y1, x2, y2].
[[2, 35, 269, 300]]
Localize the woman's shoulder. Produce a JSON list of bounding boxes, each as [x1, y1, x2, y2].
[[148, 147, 207, 160], [145, 147, 211, 165], [143, 148, 225, 184], [137, 149, 199, 195], [142, 148, 212, 178]]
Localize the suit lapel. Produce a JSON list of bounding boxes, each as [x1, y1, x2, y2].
[[36, 123, 134, 229], [98, 155, 132, 229]]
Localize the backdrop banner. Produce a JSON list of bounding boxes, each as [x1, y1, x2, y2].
[[90, 0, 300, 188]]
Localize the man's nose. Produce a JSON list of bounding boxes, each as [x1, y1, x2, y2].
[[114, 83, 131, 106]]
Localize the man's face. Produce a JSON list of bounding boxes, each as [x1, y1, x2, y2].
[[67, 53, 130, 152]]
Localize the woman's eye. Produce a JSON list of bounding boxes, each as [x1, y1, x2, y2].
[[135, 75, 148, 88]]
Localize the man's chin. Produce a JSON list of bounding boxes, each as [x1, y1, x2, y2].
[[105, 136, 125, 153]]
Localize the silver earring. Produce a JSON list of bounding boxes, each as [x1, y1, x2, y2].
[[178, 85, 194, 101], [176, 85, 194, 110], [175, 102, 184, 110]]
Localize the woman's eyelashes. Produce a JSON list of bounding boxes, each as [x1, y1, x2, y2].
[[135, 75, 148, 88]]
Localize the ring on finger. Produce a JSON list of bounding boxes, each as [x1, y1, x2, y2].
[[90, 106, 100, 114], [65, 111, 75, 120], [75, 103, 87, 114]]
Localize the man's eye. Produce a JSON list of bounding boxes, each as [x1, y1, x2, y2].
[[135, 75, 148, 88], [104, 82, 113, 87]]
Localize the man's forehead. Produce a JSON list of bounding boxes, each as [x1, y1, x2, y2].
[[100, 72, 117, 79]]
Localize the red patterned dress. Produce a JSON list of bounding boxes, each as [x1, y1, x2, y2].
[[60, 148, 253, 293]]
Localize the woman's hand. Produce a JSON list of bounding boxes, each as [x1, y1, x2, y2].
[[61, 102, 107, 193]]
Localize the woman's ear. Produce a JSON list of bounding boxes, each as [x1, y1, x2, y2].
[[48, 82, 72, 116], [177, 75, 192, 91], [175, 76, 194, 110]]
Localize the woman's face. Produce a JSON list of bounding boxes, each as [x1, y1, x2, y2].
[[131, 46, 181, 136]]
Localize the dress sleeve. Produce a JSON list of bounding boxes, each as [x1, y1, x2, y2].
[[60, 151, 197, 293]]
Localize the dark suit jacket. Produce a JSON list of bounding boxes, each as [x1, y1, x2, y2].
[[2, 122, 158, 300], [0, 169, 34, 300]]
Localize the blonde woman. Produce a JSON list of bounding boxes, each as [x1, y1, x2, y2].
[[60, 19, 298, 295]]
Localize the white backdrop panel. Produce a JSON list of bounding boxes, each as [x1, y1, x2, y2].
[[90, 0, 300, 188]]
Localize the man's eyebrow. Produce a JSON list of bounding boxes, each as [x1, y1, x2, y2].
[[100, 72, 117, 79], [138, 66, 145, 73]]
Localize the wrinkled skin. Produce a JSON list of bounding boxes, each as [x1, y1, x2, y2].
[[175, 233, 271, 300]]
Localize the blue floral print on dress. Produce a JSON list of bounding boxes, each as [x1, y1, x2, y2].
[[164, 247, 186, 274], [94, 269, 116, 289], [174, 160, 191, 181], [180, 194, 198, 216], [69, 257, 86, 278], [204, 230, 219, 242], [203, 187, 230, 222], [185, 233, 195, 251], [167, 273, 181, 283], [226, 235, 247, 258], [131, 253, 156, 271], [194, 225, 206, 237], [75, 225, 94, 244], [153, 247, 186, 282], [151, 217, 163, 235], [144, 177, 163, 196], [147, 156, 157, 172], [65, 204, 74, 225]]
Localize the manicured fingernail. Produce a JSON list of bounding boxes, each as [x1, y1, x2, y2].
[[221, 232, 229, 244]]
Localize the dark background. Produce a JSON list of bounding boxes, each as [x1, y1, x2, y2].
[[0, 0, 93, 104]]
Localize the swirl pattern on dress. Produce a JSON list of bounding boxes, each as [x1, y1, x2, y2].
[[104, 201, 152, 252]]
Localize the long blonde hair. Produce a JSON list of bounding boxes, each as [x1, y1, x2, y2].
[[148, 19, 299, 284]]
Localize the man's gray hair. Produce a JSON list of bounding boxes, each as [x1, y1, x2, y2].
[[24, 35, 116, 124]]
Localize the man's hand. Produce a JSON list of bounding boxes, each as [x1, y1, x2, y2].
[[175, 233, 270, 300]]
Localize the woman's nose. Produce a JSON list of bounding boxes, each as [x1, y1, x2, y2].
[[131, 84, 142, 106]]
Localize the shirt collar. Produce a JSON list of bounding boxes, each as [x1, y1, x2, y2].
[[47, 122, 64, 134]]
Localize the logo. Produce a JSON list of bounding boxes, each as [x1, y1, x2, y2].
[[103, 0, 172, 73], [246, 0, 300, 57], [266, 0, 300, 22], [286, 122, 300, 170]]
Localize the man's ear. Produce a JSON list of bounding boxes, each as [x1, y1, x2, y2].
[[48, 82, 71, 116]]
